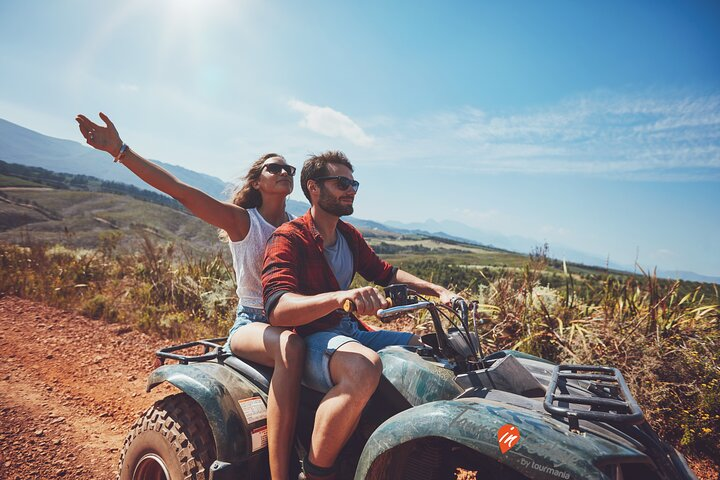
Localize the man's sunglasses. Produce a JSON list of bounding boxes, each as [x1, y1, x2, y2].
[[263, 163, 296, 176], [315, 176, 360, 192]]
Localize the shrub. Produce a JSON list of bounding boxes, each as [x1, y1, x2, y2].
[[81, 294, 118, 322]]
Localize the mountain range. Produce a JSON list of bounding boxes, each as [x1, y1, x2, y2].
[[0, 118, 229, 201], [1, 117, 717, 284]]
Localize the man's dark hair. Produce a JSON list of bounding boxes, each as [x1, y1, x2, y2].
[[301, 150, 354, 201]]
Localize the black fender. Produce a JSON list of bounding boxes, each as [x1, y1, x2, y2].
[[355, 398, 651, 480], [147, 362, 267, 466]]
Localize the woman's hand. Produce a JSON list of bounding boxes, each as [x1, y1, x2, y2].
[[75, 112, 123, 158]]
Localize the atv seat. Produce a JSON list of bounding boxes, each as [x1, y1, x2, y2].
[[155, 339, 324, 400], [222, 352, 327, 408], [223, 355, 274, 391]]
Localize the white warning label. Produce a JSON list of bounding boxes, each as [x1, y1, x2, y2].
[[238, 397, 267, 424], [251, 425, 268, 452]]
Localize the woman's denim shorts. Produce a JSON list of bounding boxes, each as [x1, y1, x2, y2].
[[224, 305, 267, 350]]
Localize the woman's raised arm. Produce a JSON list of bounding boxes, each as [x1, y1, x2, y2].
[[76, 113, 249, 241]]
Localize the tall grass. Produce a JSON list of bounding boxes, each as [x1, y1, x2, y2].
[[0, 235, 236, 339], [470, 251, 720, 465], [1, 238, 718, 466]]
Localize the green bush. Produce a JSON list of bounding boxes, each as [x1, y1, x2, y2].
[[81, 294, 118, 322]]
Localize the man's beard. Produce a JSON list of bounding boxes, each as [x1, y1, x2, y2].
[[318, 187, 354, 216]]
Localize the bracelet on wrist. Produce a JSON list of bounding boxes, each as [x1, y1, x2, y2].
[[114, 143, 129, 163]]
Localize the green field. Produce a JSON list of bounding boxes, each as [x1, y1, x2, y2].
[[0, 174, 46, 187], [0, 187, 221, 252]]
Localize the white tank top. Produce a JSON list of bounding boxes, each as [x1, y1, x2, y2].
[[229, 208, 291, 309]]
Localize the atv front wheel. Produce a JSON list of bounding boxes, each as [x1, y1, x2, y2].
[[118, 393, 216, 480]]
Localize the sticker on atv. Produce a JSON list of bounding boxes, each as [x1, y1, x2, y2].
[[497, 424, 520, 454], [251, 425, 268, 452], [238, 397, 267, 424]]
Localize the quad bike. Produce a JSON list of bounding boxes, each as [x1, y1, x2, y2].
[[118, 284, 698, 480]]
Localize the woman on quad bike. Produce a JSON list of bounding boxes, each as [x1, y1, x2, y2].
[[76, 112, 304, 480]]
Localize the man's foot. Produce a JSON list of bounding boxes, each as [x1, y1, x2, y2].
[[298, 472, 336, 480], [301, 455, 337, 480]]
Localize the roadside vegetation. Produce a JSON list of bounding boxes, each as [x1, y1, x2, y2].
[[1, 237, 717, 471], [0, 159, 189, 211]]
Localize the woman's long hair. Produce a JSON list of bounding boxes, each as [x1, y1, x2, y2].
[[230, 152, 284, 208], [219, 152, 284, 242]]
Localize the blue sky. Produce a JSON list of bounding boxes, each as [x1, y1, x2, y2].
[[1, 0, 719, 276]]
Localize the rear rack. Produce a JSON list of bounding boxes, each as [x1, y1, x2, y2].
[[155, 338, 228, 365], [544, 364, 644, 430]]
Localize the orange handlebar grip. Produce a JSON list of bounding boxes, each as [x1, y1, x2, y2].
[[342, 298, 392, 313]]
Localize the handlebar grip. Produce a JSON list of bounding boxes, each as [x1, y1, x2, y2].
[[377, 301, 434, 320], [342, 298, 393, 313]]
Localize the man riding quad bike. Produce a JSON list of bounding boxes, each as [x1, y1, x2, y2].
[[117, 284, 698, 480]]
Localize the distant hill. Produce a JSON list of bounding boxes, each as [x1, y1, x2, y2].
[[0, 159, 189, 212], [387, 219, 622, 269], [0, 118, 229, 200], [0, 118, 398, 233], [3, 166, 718, 288], [0, 186, 220, 251], [386, 219, 720, 284], [0, 160, 431, 249], [656, 270, 720, 284]]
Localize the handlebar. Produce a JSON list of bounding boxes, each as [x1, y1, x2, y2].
[[343, 285, 480, 371], [343, 296, 435, 321], [377, 301, 434, 319]]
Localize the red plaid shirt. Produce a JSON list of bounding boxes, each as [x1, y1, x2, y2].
[[262, 210, 397, 336]]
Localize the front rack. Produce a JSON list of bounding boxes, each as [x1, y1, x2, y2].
[[155, 337, 228, 365], [543, 364, 644, 430]]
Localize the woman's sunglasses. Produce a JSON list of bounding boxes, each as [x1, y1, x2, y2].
[[263, 163, 296, 176], [315, 176, 360, 192]]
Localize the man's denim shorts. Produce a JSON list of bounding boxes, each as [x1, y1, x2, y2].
[[224, 305, 267, 350], [302, 316, 414, 393]]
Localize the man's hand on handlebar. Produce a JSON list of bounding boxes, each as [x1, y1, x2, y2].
[[338, 286, 390, 317]]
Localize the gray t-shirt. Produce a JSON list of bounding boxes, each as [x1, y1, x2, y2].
[[324, 230, 354, 290]]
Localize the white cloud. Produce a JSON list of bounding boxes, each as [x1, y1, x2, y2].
[[288, 99, 374, 147], [540, 225, 569, 237], [454, 207, 499, 221], [118, 83, 140, 92], [358, 90, 720, 180]]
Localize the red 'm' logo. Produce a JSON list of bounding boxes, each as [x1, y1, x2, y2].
[[497, 424, 520, 454]]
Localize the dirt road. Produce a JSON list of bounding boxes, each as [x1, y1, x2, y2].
[[0, 296, 175, 480]]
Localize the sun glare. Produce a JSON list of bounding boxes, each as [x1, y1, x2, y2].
[[163, 0, 232, 23]]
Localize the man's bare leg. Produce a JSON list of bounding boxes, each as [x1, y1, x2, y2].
[[307, 341, 382, 469]]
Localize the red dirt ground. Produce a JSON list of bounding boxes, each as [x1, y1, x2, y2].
[[0, 296, 175, 480]]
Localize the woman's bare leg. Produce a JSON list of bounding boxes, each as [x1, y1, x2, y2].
[[230, 323, 305, 480]]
